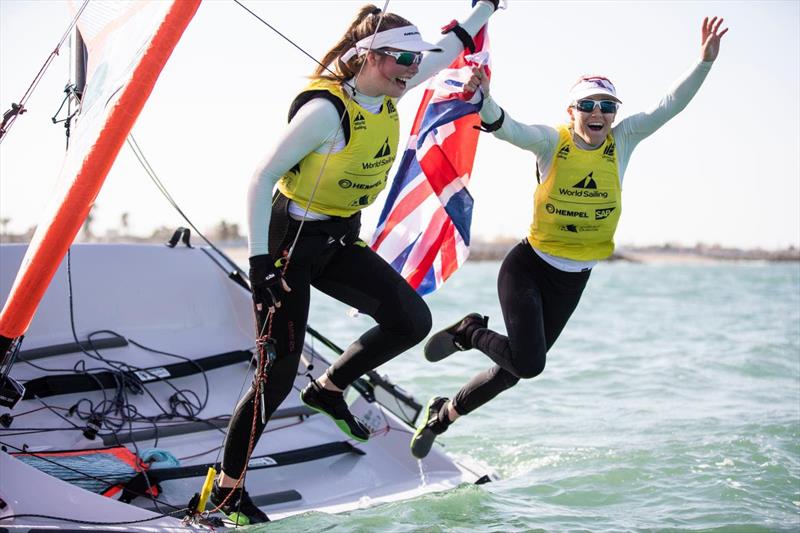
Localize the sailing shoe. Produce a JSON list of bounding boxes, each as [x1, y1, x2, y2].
[[301, 379, 370, 442], [424, 313, 488, 362], [210, 481, 269, 525], [410, 396, 451, 459]]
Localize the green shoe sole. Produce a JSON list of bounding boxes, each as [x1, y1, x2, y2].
[[302, 396, 370, 443], [410, 396, 446, 459]]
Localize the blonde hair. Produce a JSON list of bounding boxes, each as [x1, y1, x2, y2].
[[313, 5, 414, 81]]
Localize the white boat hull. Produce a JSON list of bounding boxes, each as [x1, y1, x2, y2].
[[0, 243, 492, 530]]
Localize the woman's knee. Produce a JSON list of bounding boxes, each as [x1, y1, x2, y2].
[[384, 289, 432, 344], [512, 354, 546, 380], [404, 299, 432, 345]]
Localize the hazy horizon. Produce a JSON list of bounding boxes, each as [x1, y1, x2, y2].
[[1, 1, 798, 250]]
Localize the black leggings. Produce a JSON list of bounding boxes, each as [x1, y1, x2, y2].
[[221, 216, 432, 478], [451, 240, 590, 415]]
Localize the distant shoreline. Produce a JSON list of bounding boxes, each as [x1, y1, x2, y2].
[[2, 235, 798, 263], [467, 240, 800, 263]]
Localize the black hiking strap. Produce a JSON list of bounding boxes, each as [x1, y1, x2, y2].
[[101, 405, 317, 446], [165, 227, 193, 248], [119, 440, 365, 503], [18, 336, 129, 362], [144, 489, 302, 512], [22, 349, 253, 400]]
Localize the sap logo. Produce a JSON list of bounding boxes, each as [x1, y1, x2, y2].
[[595, 207, 616, 220], [572, 172, 597, 189], [557, 144, 570, 160]]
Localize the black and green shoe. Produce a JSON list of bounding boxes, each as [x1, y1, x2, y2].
[[301, 379, 370, 442], [209, 481, 269, 525], [424, 313, 488, 362], [410, 396, 451, 459]]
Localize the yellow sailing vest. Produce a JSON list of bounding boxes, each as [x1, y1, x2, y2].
[[277, 79, 400, 217], [528, 125, 622, 260]]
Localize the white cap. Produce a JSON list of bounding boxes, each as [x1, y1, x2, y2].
[[568, 76, 622, 103], [341, 25, 442, 63]]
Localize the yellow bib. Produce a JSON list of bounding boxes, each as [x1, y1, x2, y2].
[[528, 125, 622, 260], [277, 79, 400, 217]]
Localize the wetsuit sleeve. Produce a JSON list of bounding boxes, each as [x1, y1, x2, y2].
[[615, 60, 713, 150], [479, 96, 559, 160], [402, 0, 495, 95], [247, 99, 342, 256]]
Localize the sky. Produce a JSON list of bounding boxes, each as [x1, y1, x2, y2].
[[1, 0, 798, 250]]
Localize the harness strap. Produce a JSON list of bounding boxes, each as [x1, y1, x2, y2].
[[287, 89, 350, 146]]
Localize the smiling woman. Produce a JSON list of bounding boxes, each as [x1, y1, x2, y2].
[[411, 17, 729, 459], [210, 0, 502, 525]]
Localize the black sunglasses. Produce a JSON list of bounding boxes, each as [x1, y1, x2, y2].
[[574, 99, 619, 114]]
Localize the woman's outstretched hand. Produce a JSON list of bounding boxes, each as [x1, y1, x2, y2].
[[701, 16, 729, 62]]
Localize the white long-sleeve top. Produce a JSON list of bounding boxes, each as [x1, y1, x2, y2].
[[247, 1, 496, 257], [479, 59, 714, 272]]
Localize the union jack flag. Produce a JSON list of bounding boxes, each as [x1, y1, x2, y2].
[[371, 28, 490, 295]]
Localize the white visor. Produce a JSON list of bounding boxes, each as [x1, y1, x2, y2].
[[341, 25, 442, 63], [568, 76, 622, 104]]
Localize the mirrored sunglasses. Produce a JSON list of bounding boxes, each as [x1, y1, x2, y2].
[[376, 49, 423, 67], [574, 99, 619, 114]]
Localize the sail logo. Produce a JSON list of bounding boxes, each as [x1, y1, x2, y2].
[[572, 172, 597, 189], [557, 144, 570, 160], [354, 112, 367, 131], [557, 172, 608, 199], [363, 139, 394, 169], [386, 101, 397, 115], [374, 138, 391, 158], [603, 142, 615, 161], [595, 207, 616, 220]]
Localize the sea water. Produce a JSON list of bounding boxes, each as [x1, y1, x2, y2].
[[265, 260, 799, 532]]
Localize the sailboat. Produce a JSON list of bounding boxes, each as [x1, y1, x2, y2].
[[0, 1, 494, 529]]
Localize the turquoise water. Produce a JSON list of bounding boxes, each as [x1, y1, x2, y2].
[[284, 260, 799, 532]]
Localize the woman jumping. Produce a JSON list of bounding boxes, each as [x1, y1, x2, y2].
[[412, 16, 728, 459]]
